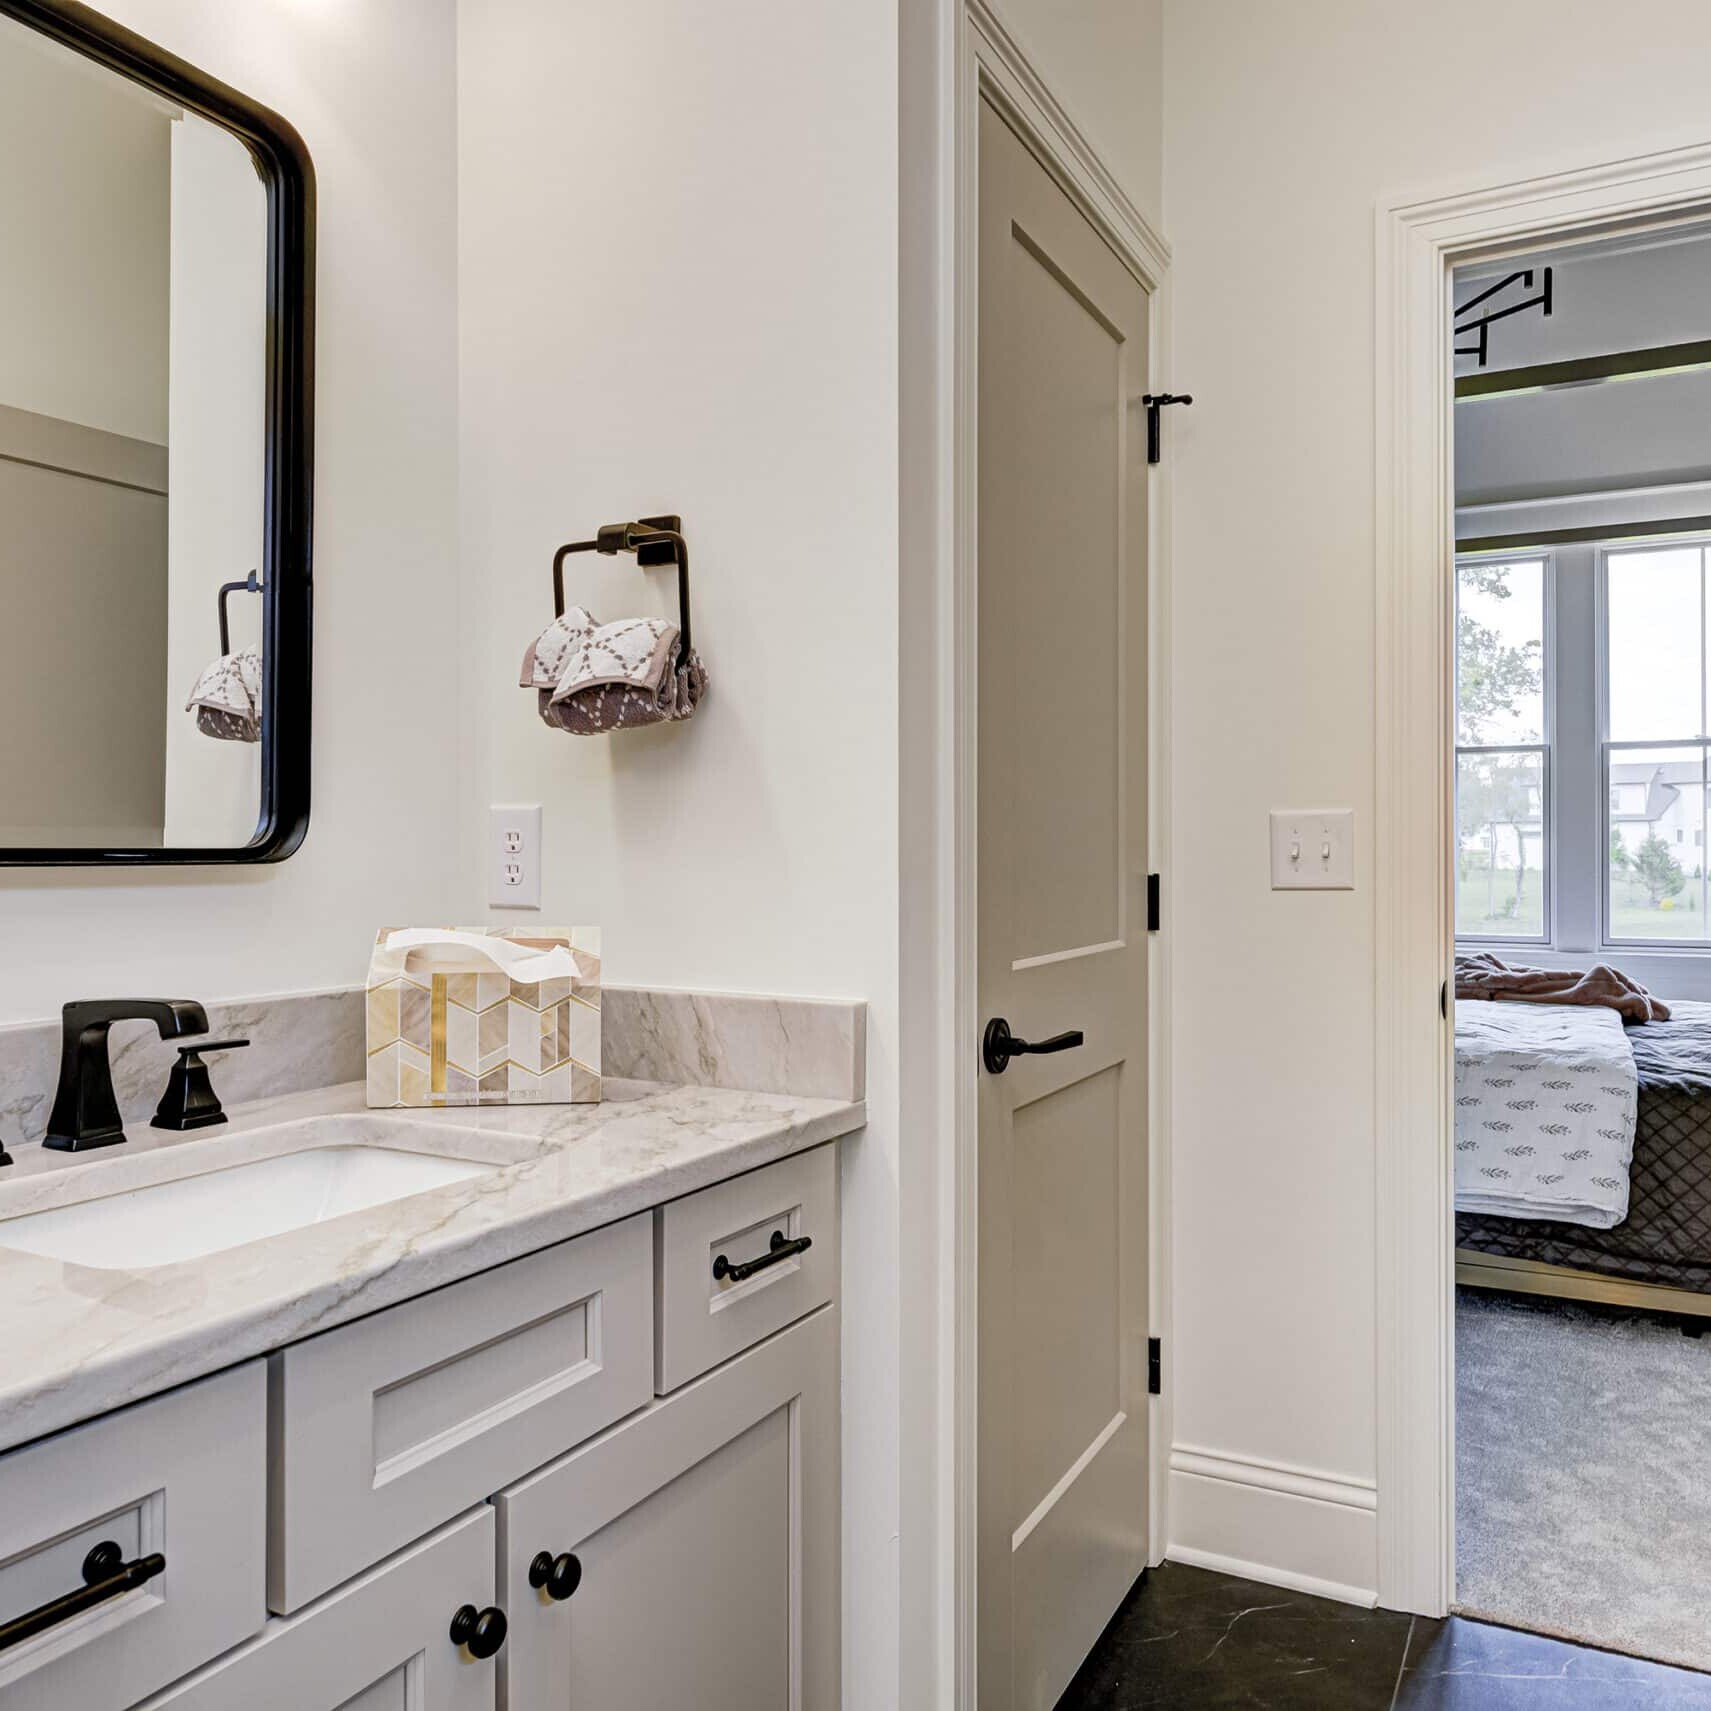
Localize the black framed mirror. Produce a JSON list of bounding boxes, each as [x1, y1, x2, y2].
[[0, 0, 312, 864]]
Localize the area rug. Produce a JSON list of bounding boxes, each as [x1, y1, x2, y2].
[[1456, 1287, 1711, 1673]]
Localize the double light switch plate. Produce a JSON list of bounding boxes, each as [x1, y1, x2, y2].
[[1270, 810, 1355, 889]]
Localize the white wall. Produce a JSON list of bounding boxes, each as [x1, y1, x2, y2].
[[0, 15, 170, 443], [0, 0, 463, 1019], [1163, 0, 1711, 1600], [455, 2, 899, 1700], [162, 111, 268, 847]]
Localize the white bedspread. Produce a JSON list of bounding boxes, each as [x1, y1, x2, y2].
[[1454, 1001, 1638, 1229]]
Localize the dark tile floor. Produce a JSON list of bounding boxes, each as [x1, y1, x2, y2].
[[1054, 1564, 1711, 1709]]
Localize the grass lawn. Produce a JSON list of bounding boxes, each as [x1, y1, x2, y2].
[[1457, 867, 1711, 943]]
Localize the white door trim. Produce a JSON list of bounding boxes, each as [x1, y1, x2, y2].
[[931, 6, 1172, 1703], [1374, 135, 1711, 1618]]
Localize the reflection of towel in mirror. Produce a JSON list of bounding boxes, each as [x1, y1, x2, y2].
[[186, 647, 262, 742], [520, 605, 706, 734]]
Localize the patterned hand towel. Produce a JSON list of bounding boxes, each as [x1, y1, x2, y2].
[[185, 647, 262, 742], [520, 605, 706, 734]]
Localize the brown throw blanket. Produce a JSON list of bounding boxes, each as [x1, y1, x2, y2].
[[1454, 951, 1670, 1023]]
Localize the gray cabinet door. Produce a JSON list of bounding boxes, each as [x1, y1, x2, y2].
[[134, 1507, 498, 1711], [496, 1308, 838, 1710]]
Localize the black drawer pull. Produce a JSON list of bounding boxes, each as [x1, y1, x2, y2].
[[0, 1540, 165, 1655], [713, 1229, 812, 1284], [529, 1550, 583, 1602], [449, 1603, 508, 1659]]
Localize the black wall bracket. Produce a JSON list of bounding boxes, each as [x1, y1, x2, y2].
[[1141, 393, 1192, 464], [1148, 1337, 1162, 1395]]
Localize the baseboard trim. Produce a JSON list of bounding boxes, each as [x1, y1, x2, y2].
[[1167, 1445, 1379, 1607], [1165, 1543, 1380, 1610]]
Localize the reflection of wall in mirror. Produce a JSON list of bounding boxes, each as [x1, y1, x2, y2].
[[0, 17, 170, 845], [162, 112, 267, 849]]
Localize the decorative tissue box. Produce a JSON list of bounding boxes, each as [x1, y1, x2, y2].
[[366, 927, 601, 1108]]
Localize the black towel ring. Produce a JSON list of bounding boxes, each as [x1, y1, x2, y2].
[[551, 515, 691, 659], [217, 570, 262, 655]]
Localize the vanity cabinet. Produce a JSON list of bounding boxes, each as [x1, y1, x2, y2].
[[1, 1143, 841, 1711], [496, 1305, 838, 1710], [134, 1507, 499, 1711]]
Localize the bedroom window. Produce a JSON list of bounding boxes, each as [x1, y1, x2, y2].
[[1455, 556, 1549, 941], [1605, 542, 1711, 945]]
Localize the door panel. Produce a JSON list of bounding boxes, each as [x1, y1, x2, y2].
[[1012, 1066, 1123, 1511], [994, 229, 1125, 964], [977, 95, 1151, 1711]]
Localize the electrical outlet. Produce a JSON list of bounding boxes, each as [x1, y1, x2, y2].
[[489, 804, 543, 909]]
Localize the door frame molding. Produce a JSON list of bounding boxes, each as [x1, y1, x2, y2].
[[907, 6, 1173, 1702], [1373, 135, 1711, 1618]]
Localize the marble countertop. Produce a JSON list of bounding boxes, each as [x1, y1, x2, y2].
[[0, 1079, 863, 1453]]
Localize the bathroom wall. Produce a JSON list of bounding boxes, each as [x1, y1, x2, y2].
[[455, 0, 899, 1699], [1162, 0, 1711, 1600], [0, 0, 463, 1018]]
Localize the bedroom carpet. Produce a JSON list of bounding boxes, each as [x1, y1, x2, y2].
[[1457, 1287, 1711, 1673]]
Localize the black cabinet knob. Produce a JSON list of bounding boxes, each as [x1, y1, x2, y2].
[[528, 1549, 583, 1602], [449, 1603, 508, 1659]]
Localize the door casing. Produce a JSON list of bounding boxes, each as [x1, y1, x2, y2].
[[894, 5, 1176, 1705], [1374, 138, 1711, 1619]]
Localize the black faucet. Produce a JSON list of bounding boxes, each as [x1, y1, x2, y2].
[[43, 999, 211, 1153]]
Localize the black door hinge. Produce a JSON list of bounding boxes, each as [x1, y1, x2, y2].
[[1147, 1336, 1162, 1395], [1147, 874, 1161, 933], [1141, 393, 1193, 464]]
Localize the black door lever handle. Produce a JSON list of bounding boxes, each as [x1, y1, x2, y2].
[[982, 1017, 1085, 1075]]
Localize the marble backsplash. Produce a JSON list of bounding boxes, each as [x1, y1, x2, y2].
[[0, 983, 864, 1152]]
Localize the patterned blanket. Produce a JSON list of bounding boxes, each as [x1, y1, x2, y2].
[[1454, 1001, 1638, 1229]]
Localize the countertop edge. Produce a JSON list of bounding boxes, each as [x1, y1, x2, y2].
[[0, 1095, 864, 1455]]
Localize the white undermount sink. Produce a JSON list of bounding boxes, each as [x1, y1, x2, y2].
[[0, 1145, 493, 1269]]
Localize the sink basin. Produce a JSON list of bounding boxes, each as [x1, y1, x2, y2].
[[0, 1145, 493, 1269]]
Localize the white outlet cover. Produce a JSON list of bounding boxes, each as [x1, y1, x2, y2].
[[489, 803, 543, 909], [1270, 809, 1355, 890]]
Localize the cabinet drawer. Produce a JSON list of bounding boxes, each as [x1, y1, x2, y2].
[[269, 1213, 652, 1612], [654, 1144, 837, 1392], [495, 1305, 838, 1711], [134, 1506, 498, 1711], [0, 1363, 265, 1711]]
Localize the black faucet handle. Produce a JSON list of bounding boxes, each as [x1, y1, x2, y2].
[[153, 1040, 248, 1133]]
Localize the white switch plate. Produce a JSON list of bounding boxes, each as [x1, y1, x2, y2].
[[1270, 809, 1355, 889], [489, 803, 543, 909]]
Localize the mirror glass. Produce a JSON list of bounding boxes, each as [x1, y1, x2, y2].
[[0, 13, 267, 849]]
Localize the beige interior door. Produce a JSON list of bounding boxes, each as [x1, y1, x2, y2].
[[976, 97, 1151, 1711]]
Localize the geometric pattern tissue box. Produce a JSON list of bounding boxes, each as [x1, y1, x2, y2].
[[366, 926, 601, 1107]]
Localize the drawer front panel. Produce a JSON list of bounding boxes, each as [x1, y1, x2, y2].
[[270, 1213, 652, 1612], [0, 1363, 266, 1711], [655, 1144, 837, 1392], [134, 1507, 497, 1711], [496, 1306, 839, 1711]]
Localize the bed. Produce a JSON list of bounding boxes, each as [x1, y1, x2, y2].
[[1456, 998, 1711, 1317]]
